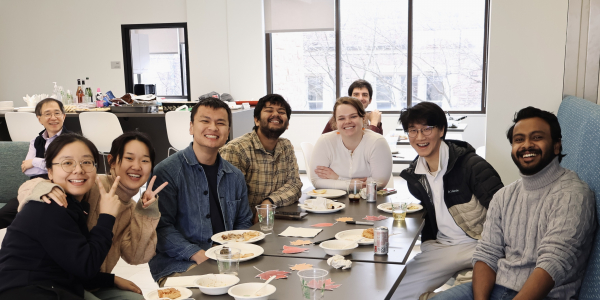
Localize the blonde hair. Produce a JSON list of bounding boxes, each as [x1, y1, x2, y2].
[[329, 97, 366, 130]]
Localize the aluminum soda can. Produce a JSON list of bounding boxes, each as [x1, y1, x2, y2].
[[366, 180, 377, 202], [374, 226, 389, 255]]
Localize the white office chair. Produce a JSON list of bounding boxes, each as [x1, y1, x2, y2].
[[79, 112, 123, 174], [5, 112, 44, 142], [300, 142, 314, 183], [165, 111, 193, 156]]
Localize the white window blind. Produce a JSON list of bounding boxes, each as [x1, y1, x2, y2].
[[264, 0, 335, 33]]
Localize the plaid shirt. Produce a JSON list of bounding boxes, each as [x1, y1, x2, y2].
[[219, 131, 303, 212]]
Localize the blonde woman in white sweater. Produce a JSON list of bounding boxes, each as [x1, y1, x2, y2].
[[310, 97, 392, 190]]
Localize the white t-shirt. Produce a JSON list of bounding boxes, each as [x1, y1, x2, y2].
[[415, 141, 476, 245]]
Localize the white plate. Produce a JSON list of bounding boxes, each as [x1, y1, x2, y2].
[[377, 202, 423, 214], [144, 287, 193, 300], [211, 230, 266, 244], [205, 243, 264, 262], [307, 189, 346, 198], [299, 201, 345, 214], [335, 229, 374, 245]]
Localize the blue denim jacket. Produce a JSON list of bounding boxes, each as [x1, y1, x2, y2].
[[148, 144, 253, 281]]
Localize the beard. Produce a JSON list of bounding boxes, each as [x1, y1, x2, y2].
[[511, 147, 556, 176], [258, 116, 288, 139]]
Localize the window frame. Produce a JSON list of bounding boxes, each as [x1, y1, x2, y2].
[[266, 0, 490, 114], [121, 23, 191, 100]]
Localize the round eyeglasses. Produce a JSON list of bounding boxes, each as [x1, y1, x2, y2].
[[42, 112, 64, 119], [52, 159, 97, 173], [406, 126, 436, 138]]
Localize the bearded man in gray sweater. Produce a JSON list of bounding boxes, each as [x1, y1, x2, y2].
[[432, 107, 596, 300]]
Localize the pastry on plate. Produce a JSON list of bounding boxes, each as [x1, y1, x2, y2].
[[158, 287, 181, 299], [362, 228, 374, 239]]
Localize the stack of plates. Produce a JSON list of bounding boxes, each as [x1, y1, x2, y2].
[[0, 101, 14, 112]]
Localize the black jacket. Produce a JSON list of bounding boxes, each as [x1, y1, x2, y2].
[[400, 140, 503, 242], [0, 195, 115, 298]]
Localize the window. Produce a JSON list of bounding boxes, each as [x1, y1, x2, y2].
[[307, 76, 325, 110], [267, 0, 488, 113], [122, 24, 191, 99]]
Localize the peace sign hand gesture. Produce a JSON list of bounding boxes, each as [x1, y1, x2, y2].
[[140, 176, 168, 209], [97, 175, 122, 217]]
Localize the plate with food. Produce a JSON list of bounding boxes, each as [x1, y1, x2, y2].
[[307, 189, 346, 198], [377, 202, 423, 214], [211, 230, 265, 244], [335, 228, 374, 245], [299, 198, 345, 213], [205, 243, 264, 262], [144, 287, 193, 300]]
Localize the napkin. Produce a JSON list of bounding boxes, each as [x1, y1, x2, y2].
[[164, 275, 204, 287], [279, 226, 322, 238], [327, 255, 352, 270]]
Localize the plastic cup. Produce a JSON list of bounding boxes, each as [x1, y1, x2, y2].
[[298, 268, 328, 300], [392, 203, 407, 221], [346, 180, 361, 202], [256, 204, 276, 232], [216, 247, 240, 275]]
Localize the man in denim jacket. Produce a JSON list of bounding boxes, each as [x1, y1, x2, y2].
[[149, 99, 253, 284]]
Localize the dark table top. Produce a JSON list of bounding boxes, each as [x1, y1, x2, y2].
[[181, 255, 406, 300], [246, 194, 425, 265]]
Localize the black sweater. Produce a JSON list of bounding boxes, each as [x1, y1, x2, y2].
[[0, 195, 116, 297]]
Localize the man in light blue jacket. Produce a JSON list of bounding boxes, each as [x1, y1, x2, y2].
[[149, 98, 253, 285]]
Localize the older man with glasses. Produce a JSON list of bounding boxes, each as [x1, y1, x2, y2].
[[392, 102, 503, 300], [0, 98, 70, 229]]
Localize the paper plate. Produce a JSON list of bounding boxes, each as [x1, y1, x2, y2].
[[299, 201, 345, 214], [377, 202, 423, 214], [144, 287, 193, 300], [335, 229, 374, 245], [307, 189, 346, 198], [211, 230, 266, 244], [205, 243, 264, 262]]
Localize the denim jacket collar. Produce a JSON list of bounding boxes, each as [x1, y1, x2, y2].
[[181, 142, 235, 174]]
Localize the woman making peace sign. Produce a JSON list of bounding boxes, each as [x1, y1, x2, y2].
[[14, 132, 168, 300], [0, 133, 122, 299]]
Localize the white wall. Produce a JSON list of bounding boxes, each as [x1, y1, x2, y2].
[[0, 0, 187, 105], [0, 0, 266, 105], [485, 0, 569, 184]]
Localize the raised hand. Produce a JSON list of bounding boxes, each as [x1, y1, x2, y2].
[[140, 175, 168, 209], [315, 166, 339, 180], [97, 175, 122, 217], [369, 109, 382, 125]]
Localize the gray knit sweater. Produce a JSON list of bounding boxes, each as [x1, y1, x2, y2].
[[473, 157, 596, 299]]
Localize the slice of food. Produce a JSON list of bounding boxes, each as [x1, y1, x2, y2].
[[312, 189, 327, 194], [241, 253, 254, 258], [158, 287, 181, 299], [243, 231, 260, 241], [362, 228, 374, 239]]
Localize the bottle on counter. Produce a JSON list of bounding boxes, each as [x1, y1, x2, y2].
[[85, 77, 93, 103], [76, 79, 84, 103]]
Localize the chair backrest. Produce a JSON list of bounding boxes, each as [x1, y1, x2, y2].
[[5, 112, 44, 142], [165, 111, 193, 151], [300, 142, 314, 183], [79, 112, 123, 153], [557, 96, 600, 299], [0, 142, 30, 203]]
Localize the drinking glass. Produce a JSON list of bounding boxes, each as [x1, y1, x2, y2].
[[216, 247, 240, 275], [298, 268, 328, 300], [392, 203, 407, 221], [256, 204, 276, 232], [346, 180, 361, 201], [366, 178, 377, 202]]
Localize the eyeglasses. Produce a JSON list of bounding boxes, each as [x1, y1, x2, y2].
[[406, 126, 436, 138], [52, 159, 97, 173], [42, 112, 64, 119]]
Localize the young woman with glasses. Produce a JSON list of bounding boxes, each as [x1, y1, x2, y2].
[[310, 97, 392, 190], [0, 133, 122, 299], [13, 132, 168, 300]]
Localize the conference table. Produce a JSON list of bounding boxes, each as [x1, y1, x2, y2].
[[179, 192, 426, 300]]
